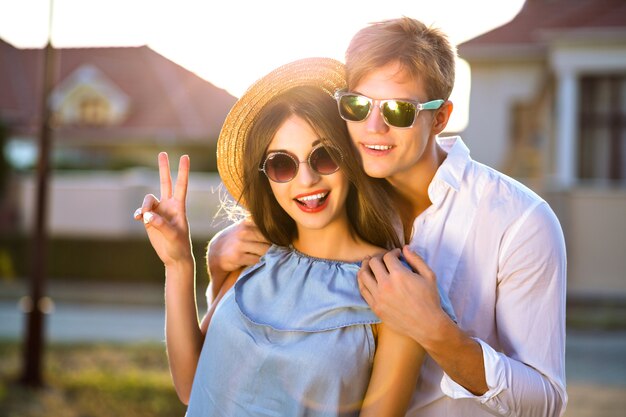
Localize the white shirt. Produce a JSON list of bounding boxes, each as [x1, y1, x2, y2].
[[406, 137, 567, 417]]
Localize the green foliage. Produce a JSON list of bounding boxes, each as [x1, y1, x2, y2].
[[0, 341, 186, 417], [567, 301, 626, 330], [0, 236, 211, 283]]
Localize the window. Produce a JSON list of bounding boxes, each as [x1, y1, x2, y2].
[[79, 96, 111, 126], [578, 74, 626, 181]]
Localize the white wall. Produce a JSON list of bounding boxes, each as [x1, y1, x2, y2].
[[17, 170, 232, 239], [555, 187, 626, 298], [462, 62, 544, 170]]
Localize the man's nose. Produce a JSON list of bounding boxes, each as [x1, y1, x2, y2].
[[365, 104, 389, 134]]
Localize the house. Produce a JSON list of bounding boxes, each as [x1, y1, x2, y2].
[[457, 0, 626, 299], [0, 39, 237, 172], [0, 40, 236, 242]]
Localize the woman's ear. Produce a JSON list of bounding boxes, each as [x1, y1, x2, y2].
[[431, 100, 453, 135]]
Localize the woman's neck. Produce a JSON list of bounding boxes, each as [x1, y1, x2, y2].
[[292, 220, 379, 263]]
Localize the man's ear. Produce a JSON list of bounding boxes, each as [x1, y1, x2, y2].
[[431, 100, 453, 135]]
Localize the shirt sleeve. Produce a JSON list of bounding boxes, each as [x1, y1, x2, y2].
[[441, 201, 568, 417]]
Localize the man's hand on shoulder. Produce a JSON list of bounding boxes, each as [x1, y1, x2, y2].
[[206, 218, 270, 286], [357, 246, 451, 346]]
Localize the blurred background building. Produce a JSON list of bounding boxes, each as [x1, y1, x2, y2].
[[457, 0, 626, 301], [0, 41, 236, 281], [0, 0, 624, 300]]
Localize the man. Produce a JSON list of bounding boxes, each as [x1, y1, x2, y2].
[[207, 17, 567, 417]]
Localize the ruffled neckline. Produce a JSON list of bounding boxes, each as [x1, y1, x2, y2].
[[234, 245, 380, 332], [287, 245, 362, 265]]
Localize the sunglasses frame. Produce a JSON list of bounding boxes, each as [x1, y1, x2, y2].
[[258, 143, 344, 183], [334, 89, 444, 129]]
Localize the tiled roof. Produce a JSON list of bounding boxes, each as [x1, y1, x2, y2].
[[458, 0, 626, 60], [0, 39, 237, 143]]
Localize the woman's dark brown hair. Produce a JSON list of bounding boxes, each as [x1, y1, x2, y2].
[[241, 86, 401, 249]]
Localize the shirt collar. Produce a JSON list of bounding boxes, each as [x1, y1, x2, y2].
[[428, 136, 470, 205]]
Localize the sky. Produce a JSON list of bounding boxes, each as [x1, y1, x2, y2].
[[0, 0, 526, 132]]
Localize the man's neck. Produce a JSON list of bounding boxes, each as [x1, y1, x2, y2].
[[387, 141, 448, 220]]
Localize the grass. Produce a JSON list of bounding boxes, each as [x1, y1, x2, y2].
[[0, 340, 187, 417]]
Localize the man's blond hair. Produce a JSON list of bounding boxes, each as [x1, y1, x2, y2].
[[345, 17, 456, 101]]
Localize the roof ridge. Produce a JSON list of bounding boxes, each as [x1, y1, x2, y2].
[[141, 47, 205, 135], [459, 0, 626, 49]]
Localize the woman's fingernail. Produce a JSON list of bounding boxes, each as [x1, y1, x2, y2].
[[134, 208, 142, 218], [143, 212, 154, 224]]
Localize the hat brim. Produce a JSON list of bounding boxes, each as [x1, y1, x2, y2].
[[217, 57, 346, 206]]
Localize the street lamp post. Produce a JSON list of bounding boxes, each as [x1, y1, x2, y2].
[[20, 0, 56, 387]]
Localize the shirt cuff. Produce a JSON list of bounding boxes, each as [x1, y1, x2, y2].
[[440, 337, 508, 403]]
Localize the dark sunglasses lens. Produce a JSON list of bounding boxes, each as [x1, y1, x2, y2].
[[310, 147, 340, 175], [339, 95, 371, 121], [265, 153, 297, 182], [382, 100, 416, 127]]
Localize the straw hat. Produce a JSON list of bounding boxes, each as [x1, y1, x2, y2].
[[217, 57, 346, 205]]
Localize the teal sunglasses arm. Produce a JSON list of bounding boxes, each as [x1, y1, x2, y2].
[[419, 99, 445, 110]]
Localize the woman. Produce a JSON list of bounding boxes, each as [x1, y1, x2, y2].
[[134, 58, 434, 416]]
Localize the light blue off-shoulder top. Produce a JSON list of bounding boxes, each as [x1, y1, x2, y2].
[[186, 245, 380, 417]]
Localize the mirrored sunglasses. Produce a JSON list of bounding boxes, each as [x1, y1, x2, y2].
[[259, 144, 343, 183], [334, 90, 444, 128]]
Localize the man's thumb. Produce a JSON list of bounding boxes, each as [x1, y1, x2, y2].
[[402, 246, 436, 281]]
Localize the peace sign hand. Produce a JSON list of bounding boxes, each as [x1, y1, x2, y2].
[[133, 152, 193, 267]]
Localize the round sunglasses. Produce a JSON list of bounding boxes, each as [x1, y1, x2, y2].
[[334, 89, 444, 129], [259, 144, 343, 183]]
